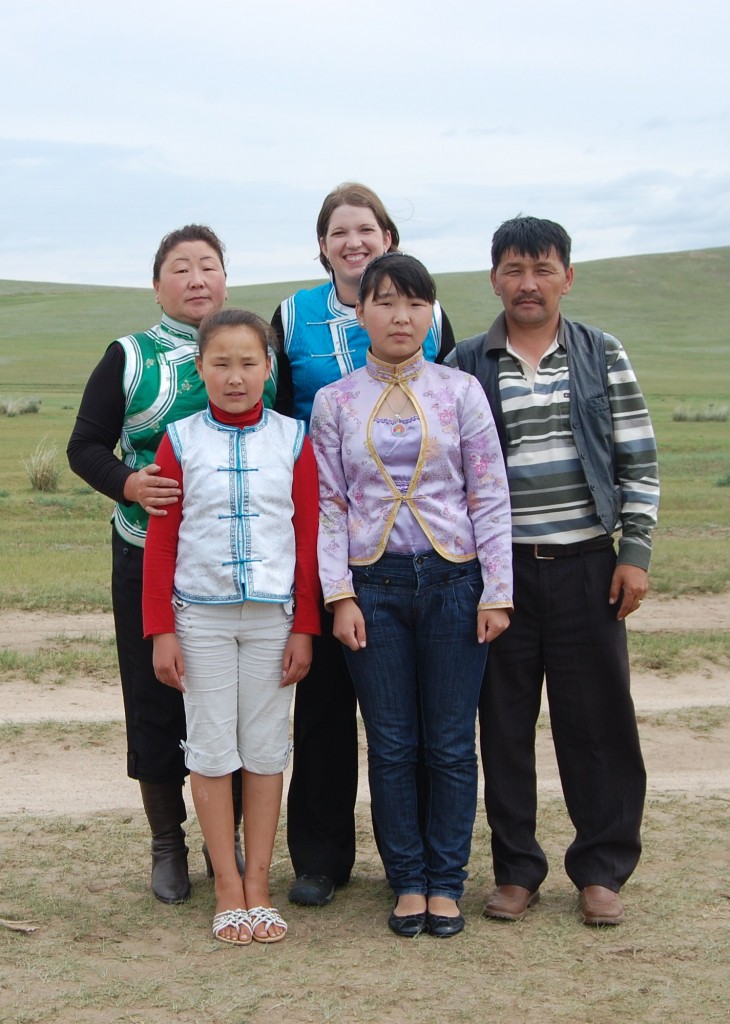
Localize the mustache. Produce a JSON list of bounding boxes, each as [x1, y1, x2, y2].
[[515, 294, 545, 304]]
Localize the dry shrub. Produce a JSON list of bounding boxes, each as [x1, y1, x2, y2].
[[0, 396, 41, 416], [23, 434, 62, 492], [672, 402, 729, 422]]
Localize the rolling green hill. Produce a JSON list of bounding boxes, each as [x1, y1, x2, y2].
[[2, 245, 728, 397], [0, 247, 728, 608]]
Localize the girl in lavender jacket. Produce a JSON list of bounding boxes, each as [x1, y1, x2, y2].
[[310, 253, 513, 938]]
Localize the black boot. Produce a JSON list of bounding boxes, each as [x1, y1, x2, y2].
[[202, 770, 246, 879], [232, 768, 246, 877], [139, 781, 191, 904]]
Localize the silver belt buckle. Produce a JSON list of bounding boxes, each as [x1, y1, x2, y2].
[[533, 545, 555, 560]]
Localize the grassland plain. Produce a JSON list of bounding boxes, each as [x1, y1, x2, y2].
[[1, 250, 729, 1023], [1, 247, 729, 606]]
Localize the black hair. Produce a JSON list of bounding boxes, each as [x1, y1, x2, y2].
[[491, 216, 572, 270], [358, 252, 436, 305], [197, 308, 277, 358], [152, 224, 226, 281]]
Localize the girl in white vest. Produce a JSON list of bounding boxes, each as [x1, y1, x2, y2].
[[143, 309, 320, 945], [67, 225, 252, 905]]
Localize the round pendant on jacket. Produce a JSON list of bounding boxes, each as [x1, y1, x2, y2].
[[391, 420, 407, 437]]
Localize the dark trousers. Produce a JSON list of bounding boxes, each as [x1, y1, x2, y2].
[[111, 530, 188, 784], [479, 543, 646, 892], [286, 607, 358, 884]]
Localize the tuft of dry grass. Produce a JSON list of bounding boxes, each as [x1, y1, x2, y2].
[[0, 396, 41, 417], [22, 435, 62, 493], [672, 403, 729, 422]]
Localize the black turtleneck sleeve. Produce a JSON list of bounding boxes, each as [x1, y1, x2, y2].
[[66, 341, 133, 503]]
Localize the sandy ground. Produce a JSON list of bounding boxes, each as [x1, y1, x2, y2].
[[0, 594, 728, 815]]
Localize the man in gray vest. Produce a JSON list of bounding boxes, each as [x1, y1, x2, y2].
[[450, 216, 659, 925]]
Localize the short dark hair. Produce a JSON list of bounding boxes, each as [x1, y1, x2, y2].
[[491, 216, 572, 270], [197, 308, 277, 358], [152, 224, 226, 282], [316, 182, 400, 272], [358, 252, 436, 305]]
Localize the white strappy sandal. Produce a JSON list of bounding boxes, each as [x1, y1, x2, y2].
[[211, 908, 252, 946], [248, 906, 288, 944]]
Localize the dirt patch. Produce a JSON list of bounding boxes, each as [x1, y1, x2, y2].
[[0, 610, 114, 654], [1, 598, 729, 1024], [629, 592, 730, 632], [3, 588, 728, 655], [0, 595, 728, 815]]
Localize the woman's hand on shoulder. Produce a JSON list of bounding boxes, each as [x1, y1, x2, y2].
[[281, 632, 313, 686], [477, 608, 511, 645], [332, 598, 367, 651], [152, 633, 185, 691], [124, 463, 181, 517]]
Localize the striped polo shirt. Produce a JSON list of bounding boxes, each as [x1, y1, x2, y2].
[[501, 333, 659, 560]]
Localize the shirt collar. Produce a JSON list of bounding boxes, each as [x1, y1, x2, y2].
[[209, 399, 263, 428], [365, 347, 425, 385], [486, 312, 567, 352], [159, 311, 199, 346]]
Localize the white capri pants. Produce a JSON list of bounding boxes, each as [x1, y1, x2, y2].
[[174, 599, 294, 777]]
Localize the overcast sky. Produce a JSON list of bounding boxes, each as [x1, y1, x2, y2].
[[2, 0, 728, 288]]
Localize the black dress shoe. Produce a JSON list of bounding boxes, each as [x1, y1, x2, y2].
[[288, 874, 336, 906], [388, 910, 427, 938], [426, 910, 465, 938]]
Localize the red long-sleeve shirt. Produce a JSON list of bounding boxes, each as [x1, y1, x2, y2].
[[143, 400, 320, 637]]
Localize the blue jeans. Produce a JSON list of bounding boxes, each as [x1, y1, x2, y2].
[[344, 551, 488, 900]]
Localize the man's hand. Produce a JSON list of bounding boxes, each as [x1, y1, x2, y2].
[[609, 564, 649, 620]]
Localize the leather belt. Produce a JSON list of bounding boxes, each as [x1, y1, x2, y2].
[[512, 536, 614, 560]]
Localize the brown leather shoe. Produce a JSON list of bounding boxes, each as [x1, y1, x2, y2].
[[483, 884, 540, 921], [579, 885, 625, 926]]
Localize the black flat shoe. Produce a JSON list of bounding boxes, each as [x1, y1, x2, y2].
[[426, 910, 465, 938], [288, 874, 336, 907], [388, 910, 427, 938]]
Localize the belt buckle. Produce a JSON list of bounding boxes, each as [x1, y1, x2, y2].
[[533, 545, 555, 560]]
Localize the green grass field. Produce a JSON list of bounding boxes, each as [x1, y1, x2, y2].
[[1, 247, 729, 609]]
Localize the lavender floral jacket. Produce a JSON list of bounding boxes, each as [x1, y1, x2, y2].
[[310, 349, 513, 609]]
